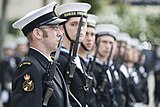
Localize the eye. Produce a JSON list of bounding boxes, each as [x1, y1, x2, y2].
[[86, 32, 89, 36], [109, 42, 113, 45], [57, 34, 61, 37], [82, 22, 86, 26], [51, 25, 59, 30], [91, 33, 95, 37], [70, 22, 77, 26]]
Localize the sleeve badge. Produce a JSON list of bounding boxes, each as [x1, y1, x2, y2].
[[22, 74, 34, 92]]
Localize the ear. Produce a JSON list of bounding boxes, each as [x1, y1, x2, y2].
[[32, 28, 43, 40]]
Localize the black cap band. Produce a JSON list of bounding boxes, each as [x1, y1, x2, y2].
[[96, 32, 116, 41], [22, 12, 57, 36], [60, 11, 87, 19], [87, 24, 95, 28]]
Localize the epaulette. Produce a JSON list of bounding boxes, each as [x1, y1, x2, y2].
[[19, 61, 32, 68]]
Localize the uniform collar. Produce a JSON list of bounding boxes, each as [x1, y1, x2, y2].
[[28, 48, 51, 69], [30, 47, 52, 62], [60, 46, 69, 54]]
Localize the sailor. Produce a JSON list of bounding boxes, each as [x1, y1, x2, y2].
[[11, 2, 70, 107], [78, 14, 98, 107], [93, 24, 119, 107], [51, 2, 91, 107]]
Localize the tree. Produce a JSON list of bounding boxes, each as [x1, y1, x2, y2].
[[0, 0, 8, 60], [78, 0, 106, 14]]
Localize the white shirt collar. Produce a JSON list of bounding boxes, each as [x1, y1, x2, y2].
[[30, 47, 53, 62]]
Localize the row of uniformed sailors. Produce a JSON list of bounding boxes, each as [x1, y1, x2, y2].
[[4, 2, 149, 107], [78, 13, 149, 107]]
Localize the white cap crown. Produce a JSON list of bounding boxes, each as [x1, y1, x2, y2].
[[12, 2, 66, 36], [87, 14, 98, 28], [96, 24, 120, 40], [117, 32, 131, 44], [56, 3, 91, 19]]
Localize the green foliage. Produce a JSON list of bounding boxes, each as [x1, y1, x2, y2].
[[97, 3, 160, 42], [6, 1, 160, 43], [8, 19, 20, 36], [78, 0, 106, 14], [146, 14, 160, 38], [115, 1, 129, 17]]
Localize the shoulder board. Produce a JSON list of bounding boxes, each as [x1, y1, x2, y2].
[[19, 61, 32, 68]]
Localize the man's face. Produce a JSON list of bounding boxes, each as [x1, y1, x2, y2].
[[132, 47, 139, 63], [112, 41, 118, 59], [118, 42, 127, 56], [16, 44, 28, 57], [64, 17, 87, 42], [40, 25, 62, 51], [124, 45, 133, 62], [97, 35, 115, 58], [82, 26, 95, 51]]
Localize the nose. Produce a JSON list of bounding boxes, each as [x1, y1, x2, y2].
[[87, 34, 93, 41], [56, 28, 63, 37]]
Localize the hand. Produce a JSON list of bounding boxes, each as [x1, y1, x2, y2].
[[0, 90, 9, 103]]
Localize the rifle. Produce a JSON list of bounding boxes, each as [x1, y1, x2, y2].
[[43, 35, 63, 106], [65, 15, 83, 107], [98, 44, 113, 92], [127, 73, 136, 107], [97, 44, 118, 107], [85, 39, 100, 90]]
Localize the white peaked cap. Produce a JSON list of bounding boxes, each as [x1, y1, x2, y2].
[[131, 38, 139, 48], [131, 38, 142, 50], [56, 2, 91, 19], [87, 14, 98, 28], [12, 2, 66, 36], [96, 24, 120, 40], [117, 32, 131, 44], [3, 41, 16, 49]]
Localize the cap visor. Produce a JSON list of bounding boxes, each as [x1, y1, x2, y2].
[[47, 17, 66, 25]]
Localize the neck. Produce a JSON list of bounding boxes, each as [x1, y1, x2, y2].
[[63, 38, 81, 54], [78, 46, 88, 60], [97, 54, 107, 64], [125, 62, 133, 68], [63, 38, 71, 51], [30, 45, 51, 59]]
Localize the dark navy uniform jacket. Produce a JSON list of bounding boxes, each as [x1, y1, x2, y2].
[[12, 48, 70, 107], [79, 56, 97, 107], [94, 61, 111, 107], [51, 48, 87, 107], [93, 61, 111, 107]]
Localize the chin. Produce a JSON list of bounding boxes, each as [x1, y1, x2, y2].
[[79, 37, 85, 41], [79, 40, 83, 43]]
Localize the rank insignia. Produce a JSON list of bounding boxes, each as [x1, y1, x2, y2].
[[22, 74, 34, 92], [19, 62, 31, 68]]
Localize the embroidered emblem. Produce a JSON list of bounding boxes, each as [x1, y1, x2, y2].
[[22, 74, 34, 92], [19, 62, 31, 67]]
